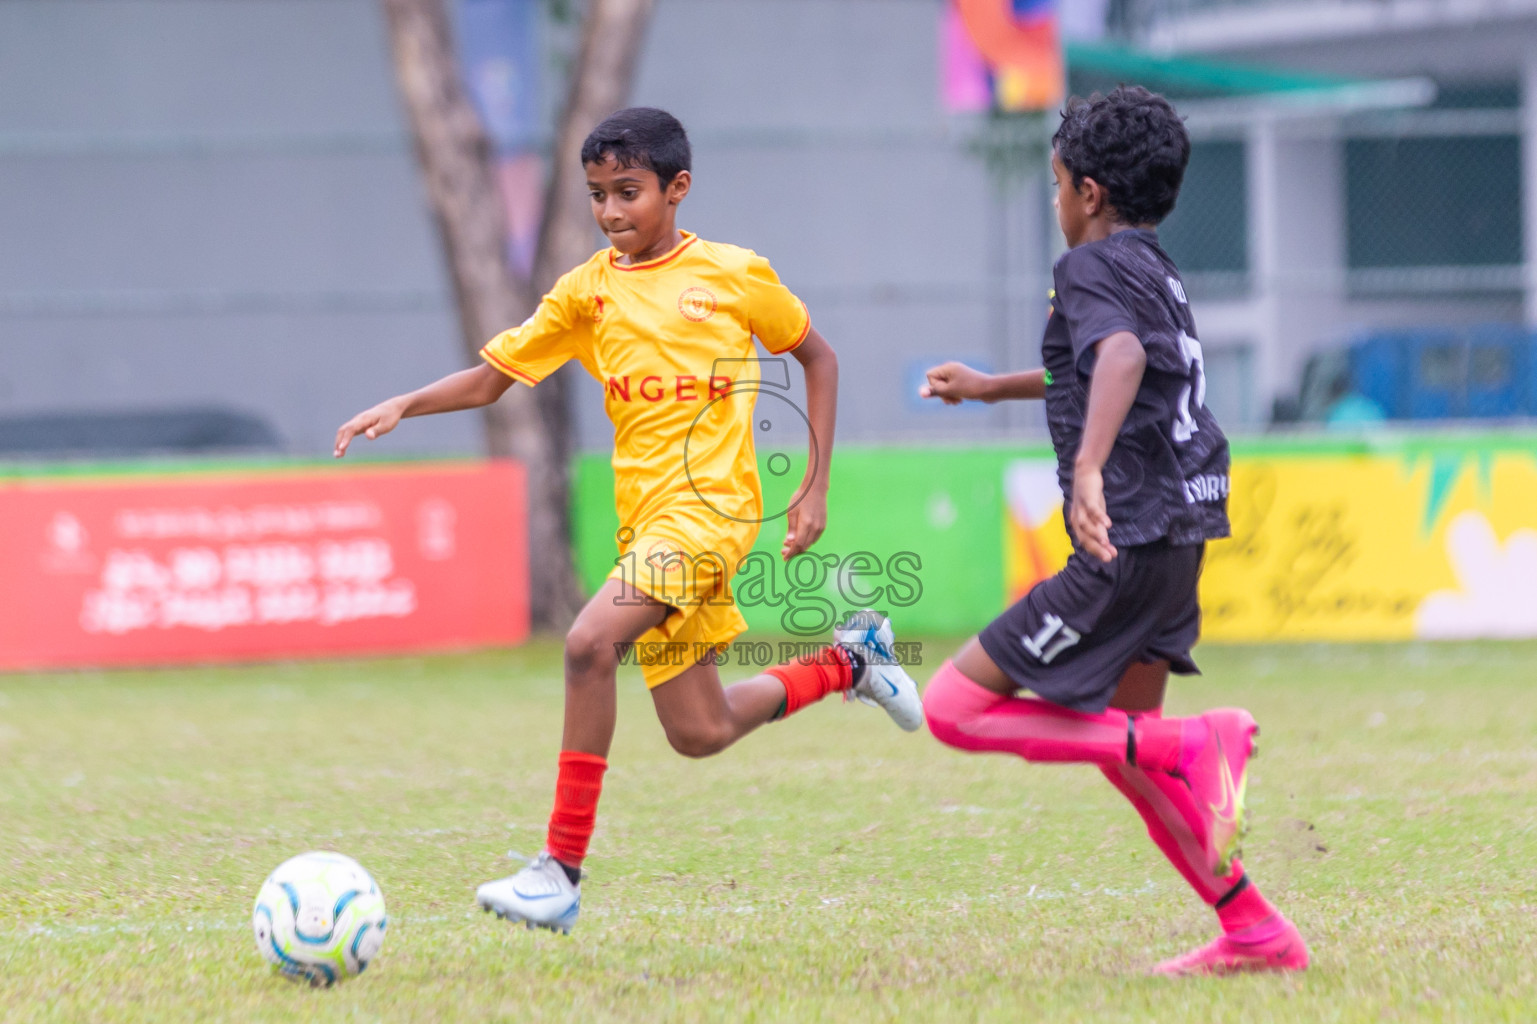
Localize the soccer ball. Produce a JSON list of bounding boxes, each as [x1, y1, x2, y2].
[[252, 851, 388, 986]]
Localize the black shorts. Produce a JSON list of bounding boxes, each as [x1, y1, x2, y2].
[[978, 540, 1205, 714]]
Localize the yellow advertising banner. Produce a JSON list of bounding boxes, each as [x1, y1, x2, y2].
[[1005, 444, 1537, 641]]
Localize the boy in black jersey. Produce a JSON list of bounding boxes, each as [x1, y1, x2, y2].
[[920, 87, 1307, 975]]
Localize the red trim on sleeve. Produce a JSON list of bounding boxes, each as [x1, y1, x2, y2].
[[480, 346, 541, 385], [767, 300, 813, 354]]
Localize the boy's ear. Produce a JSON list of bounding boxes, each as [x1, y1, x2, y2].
[[666, 169, 691, 205], [1079, 175, 1107, 217]]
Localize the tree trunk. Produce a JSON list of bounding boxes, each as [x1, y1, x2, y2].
[[379, 0, 654, 631], [525, 0, 656, 625], [534, 0, 656, 295]]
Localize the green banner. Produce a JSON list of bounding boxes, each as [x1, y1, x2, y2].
[[573, 445, 1046, 636], [574, 431, 1537, 639]]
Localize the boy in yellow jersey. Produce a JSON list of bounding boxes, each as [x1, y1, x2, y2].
[[334, 108, 921, 934]]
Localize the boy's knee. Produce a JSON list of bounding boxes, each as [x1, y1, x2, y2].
[[564, 622, 618, 676], [664, 721, 732, 759]]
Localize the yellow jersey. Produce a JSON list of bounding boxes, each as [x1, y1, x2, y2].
[[480, 231, 810, 535]]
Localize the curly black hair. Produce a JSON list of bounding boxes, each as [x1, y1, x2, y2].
[[579, 107, 691, 186], [1052, 86, 1190, 226]]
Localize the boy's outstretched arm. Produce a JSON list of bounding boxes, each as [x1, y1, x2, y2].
[[782, 327, 837, 560], [1071, 331, 1146, 563], [334, 363, 514, 457], [921, 363, 1047, 403]]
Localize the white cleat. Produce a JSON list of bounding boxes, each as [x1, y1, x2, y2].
[[475, 851, 580, 934], [835, 610, 924, 732]]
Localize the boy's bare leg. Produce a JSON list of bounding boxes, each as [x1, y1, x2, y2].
[[1107, 659, 1168, 713], [560, 577, 671, 757], [479, 589, 909, 929], [476, 577, 671, 930], [649, 657, 790, 758], [651, 606, 944, 756], [950, 635, 1015, 694]]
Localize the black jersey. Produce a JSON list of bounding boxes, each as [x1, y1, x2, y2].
[[1041, 229, 1231, 549]]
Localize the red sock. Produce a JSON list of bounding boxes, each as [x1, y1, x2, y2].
[[1101, 711, 1277, 935], [546, 750, 607, 869], [765, 645, 854, 718], [922, 660, 1189, 768]]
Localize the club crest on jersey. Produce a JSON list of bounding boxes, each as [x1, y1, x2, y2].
[[678, 286, 717, 323], [593, 295, 606, 323], [645, 539, 684, 575]]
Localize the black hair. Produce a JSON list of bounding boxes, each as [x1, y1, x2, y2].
[[579, 107, 691, 186], [1052, 86, 1190, 226]]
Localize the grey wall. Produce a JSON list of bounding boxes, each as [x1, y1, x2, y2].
[[0, 0, 478, 458], [0, 0, 1054, 460]]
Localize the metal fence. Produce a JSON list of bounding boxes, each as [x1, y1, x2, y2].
[[1154, 97, 1525, 300]]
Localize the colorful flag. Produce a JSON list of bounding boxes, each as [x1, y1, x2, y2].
[[459, 0, 544, 275], [944, 0, 1064, 113]]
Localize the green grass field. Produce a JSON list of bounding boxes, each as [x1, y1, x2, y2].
[[2, 640, 1535, 1022]]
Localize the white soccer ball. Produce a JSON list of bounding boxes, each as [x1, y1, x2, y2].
[[252, 851, 387, 986]]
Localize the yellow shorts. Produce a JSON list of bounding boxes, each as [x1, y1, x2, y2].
[[608, 510, 757, 689]]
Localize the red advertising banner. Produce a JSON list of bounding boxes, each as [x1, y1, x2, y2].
[[0, 461, 528, 670]]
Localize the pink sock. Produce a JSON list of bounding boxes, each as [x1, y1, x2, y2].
[[1100, 711, 1277, 935], [922, 660, 1187, 769]]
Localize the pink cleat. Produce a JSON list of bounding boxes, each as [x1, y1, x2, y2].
[[1153, 914, 1309, 976], [1175, 708, 1257, 876]]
